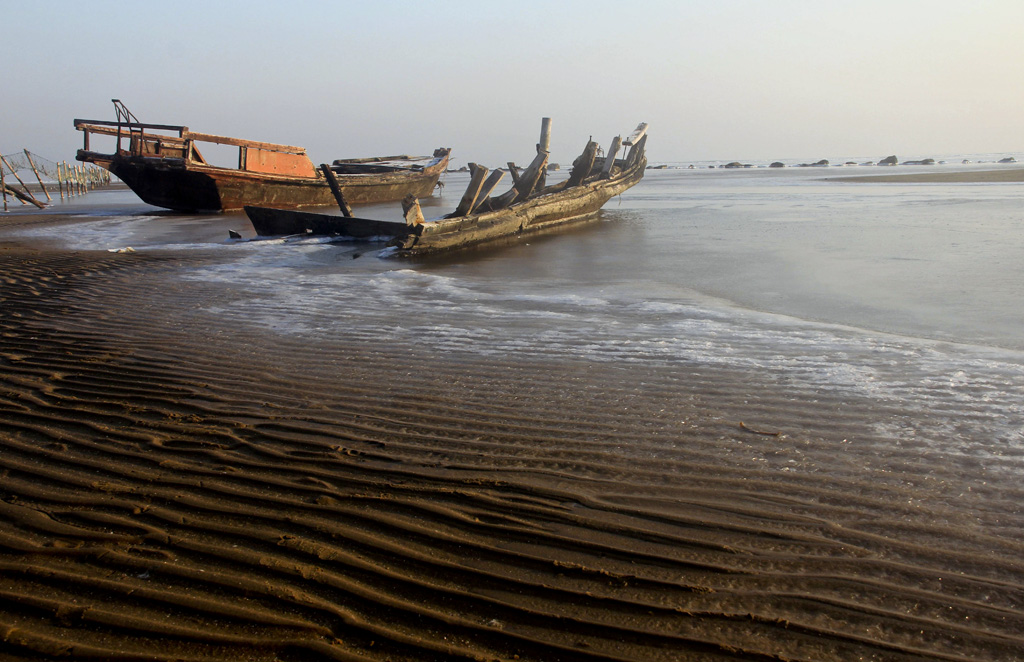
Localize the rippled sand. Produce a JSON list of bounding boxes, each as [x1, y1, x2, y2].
[[1, 216, 1023, 661]]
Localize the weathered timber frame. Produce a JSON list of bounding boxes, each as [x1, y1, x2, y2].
[[74, 119, 317, 178], [392, 118, 647, 255], [242, 118, 647, 256]]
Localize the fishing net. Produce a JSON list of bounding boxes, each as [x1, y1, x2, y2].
[[1, 150, 107, 184], [1, 151, 59, 178]]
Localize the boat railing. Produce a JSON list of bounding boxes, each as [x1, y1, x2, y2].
[[73, 118, 317, 178]]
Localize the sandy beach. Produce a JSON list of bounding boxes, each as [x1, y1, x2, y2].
[[2, 199, 1023, 662]]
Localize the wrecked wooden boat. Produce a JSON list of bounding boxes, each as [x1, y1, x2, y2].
[[245, 118, 647, 256], [74, 100, 449, 213]]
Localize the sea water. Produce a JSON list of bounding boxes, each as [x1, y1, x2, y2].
[[7, 159, 1024, 454]]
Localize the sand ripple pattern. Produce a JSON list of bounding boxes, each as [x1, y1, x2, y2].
[[1, 250, 1023, 661]]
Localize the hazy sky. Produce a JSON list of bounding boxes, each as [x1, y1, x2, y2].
[[3, 0, 1022, 167]]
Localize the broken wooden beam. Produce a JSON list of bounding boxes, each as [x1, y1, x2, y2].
[[601, 135, 622, 177], [567, 140, 599, 186], [469, 169, 506, 214], [511, 150, 549, 204], [453, 163, 489, 216], [319, 163, 353, 217], [0, 154, 44, 207], [402, 194, 425, 226], [506, 162, 520, 185], [623, 122, 648, 147], [626, 133, 648, 165], [2, 182, 46, 208]]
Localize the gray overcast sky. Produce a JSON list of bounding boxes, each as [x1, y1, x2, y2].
[[3, 0, 1022, 167]]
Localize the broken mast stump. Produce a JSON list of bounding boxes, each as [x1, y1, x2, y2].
[[537, 117, 551, 154]]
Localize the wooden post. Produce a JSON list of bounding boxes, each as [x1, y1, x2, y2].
[[453, 163, 489, 217], [537, 117, 551, 154], [601, 135, 622, 177], [320, 164, 353, 217], [0, 155, 31, 193], [56, 162, 64, 200], [24, 150, 51, 201], [1, 159, 7, 212]]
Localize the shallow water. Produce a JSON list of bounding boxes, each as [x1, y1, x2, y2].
[[9, 166, 1024, 457]]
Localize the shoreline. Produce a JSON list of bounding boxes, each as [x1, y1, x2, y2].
[[1, 218, 1023, 660], [827, 166, 1024, 183]]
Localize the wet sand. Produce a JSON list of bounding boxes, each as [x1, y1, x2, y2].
[[828, 167, 1024, 184], [2, 214, 1023, 661]]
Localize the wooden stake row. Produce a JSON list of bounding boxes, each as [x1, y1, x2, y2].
[[0, 153, 112, 211]]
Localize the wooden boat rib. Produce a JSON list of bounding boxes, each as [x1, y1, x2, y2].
[[245, 119, 647, 257], [74, 100, 449, 213]]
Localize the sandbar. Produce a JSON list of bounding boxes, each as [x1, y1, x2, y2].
[[829, 167, 1024, 183]]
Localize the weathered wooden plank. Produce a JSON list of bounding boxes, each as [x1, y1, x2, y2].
[[623, 122, 648, 146], [402, 194, 425, 226], [2, 182, 46, 208], [506, 162, 520, 185], [453, 163, 489, 216], [184, 131, 307, 155], [74, 121, 307, 155], [626, 133, 648, 165], [470, 169, 507, 214], [73, 119, 187, 133], [601, 136, 623, 176], [319, 164, 353, 217], [567, 140, 599, 186], [512, 150, 549, 204]]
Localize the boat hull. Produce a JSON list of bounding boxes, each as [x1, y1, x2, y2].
[[80, 151, 449, 213], [403, 156, 646, 256], [244, 206, 408, 238], [240, 122, 648, 257]]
